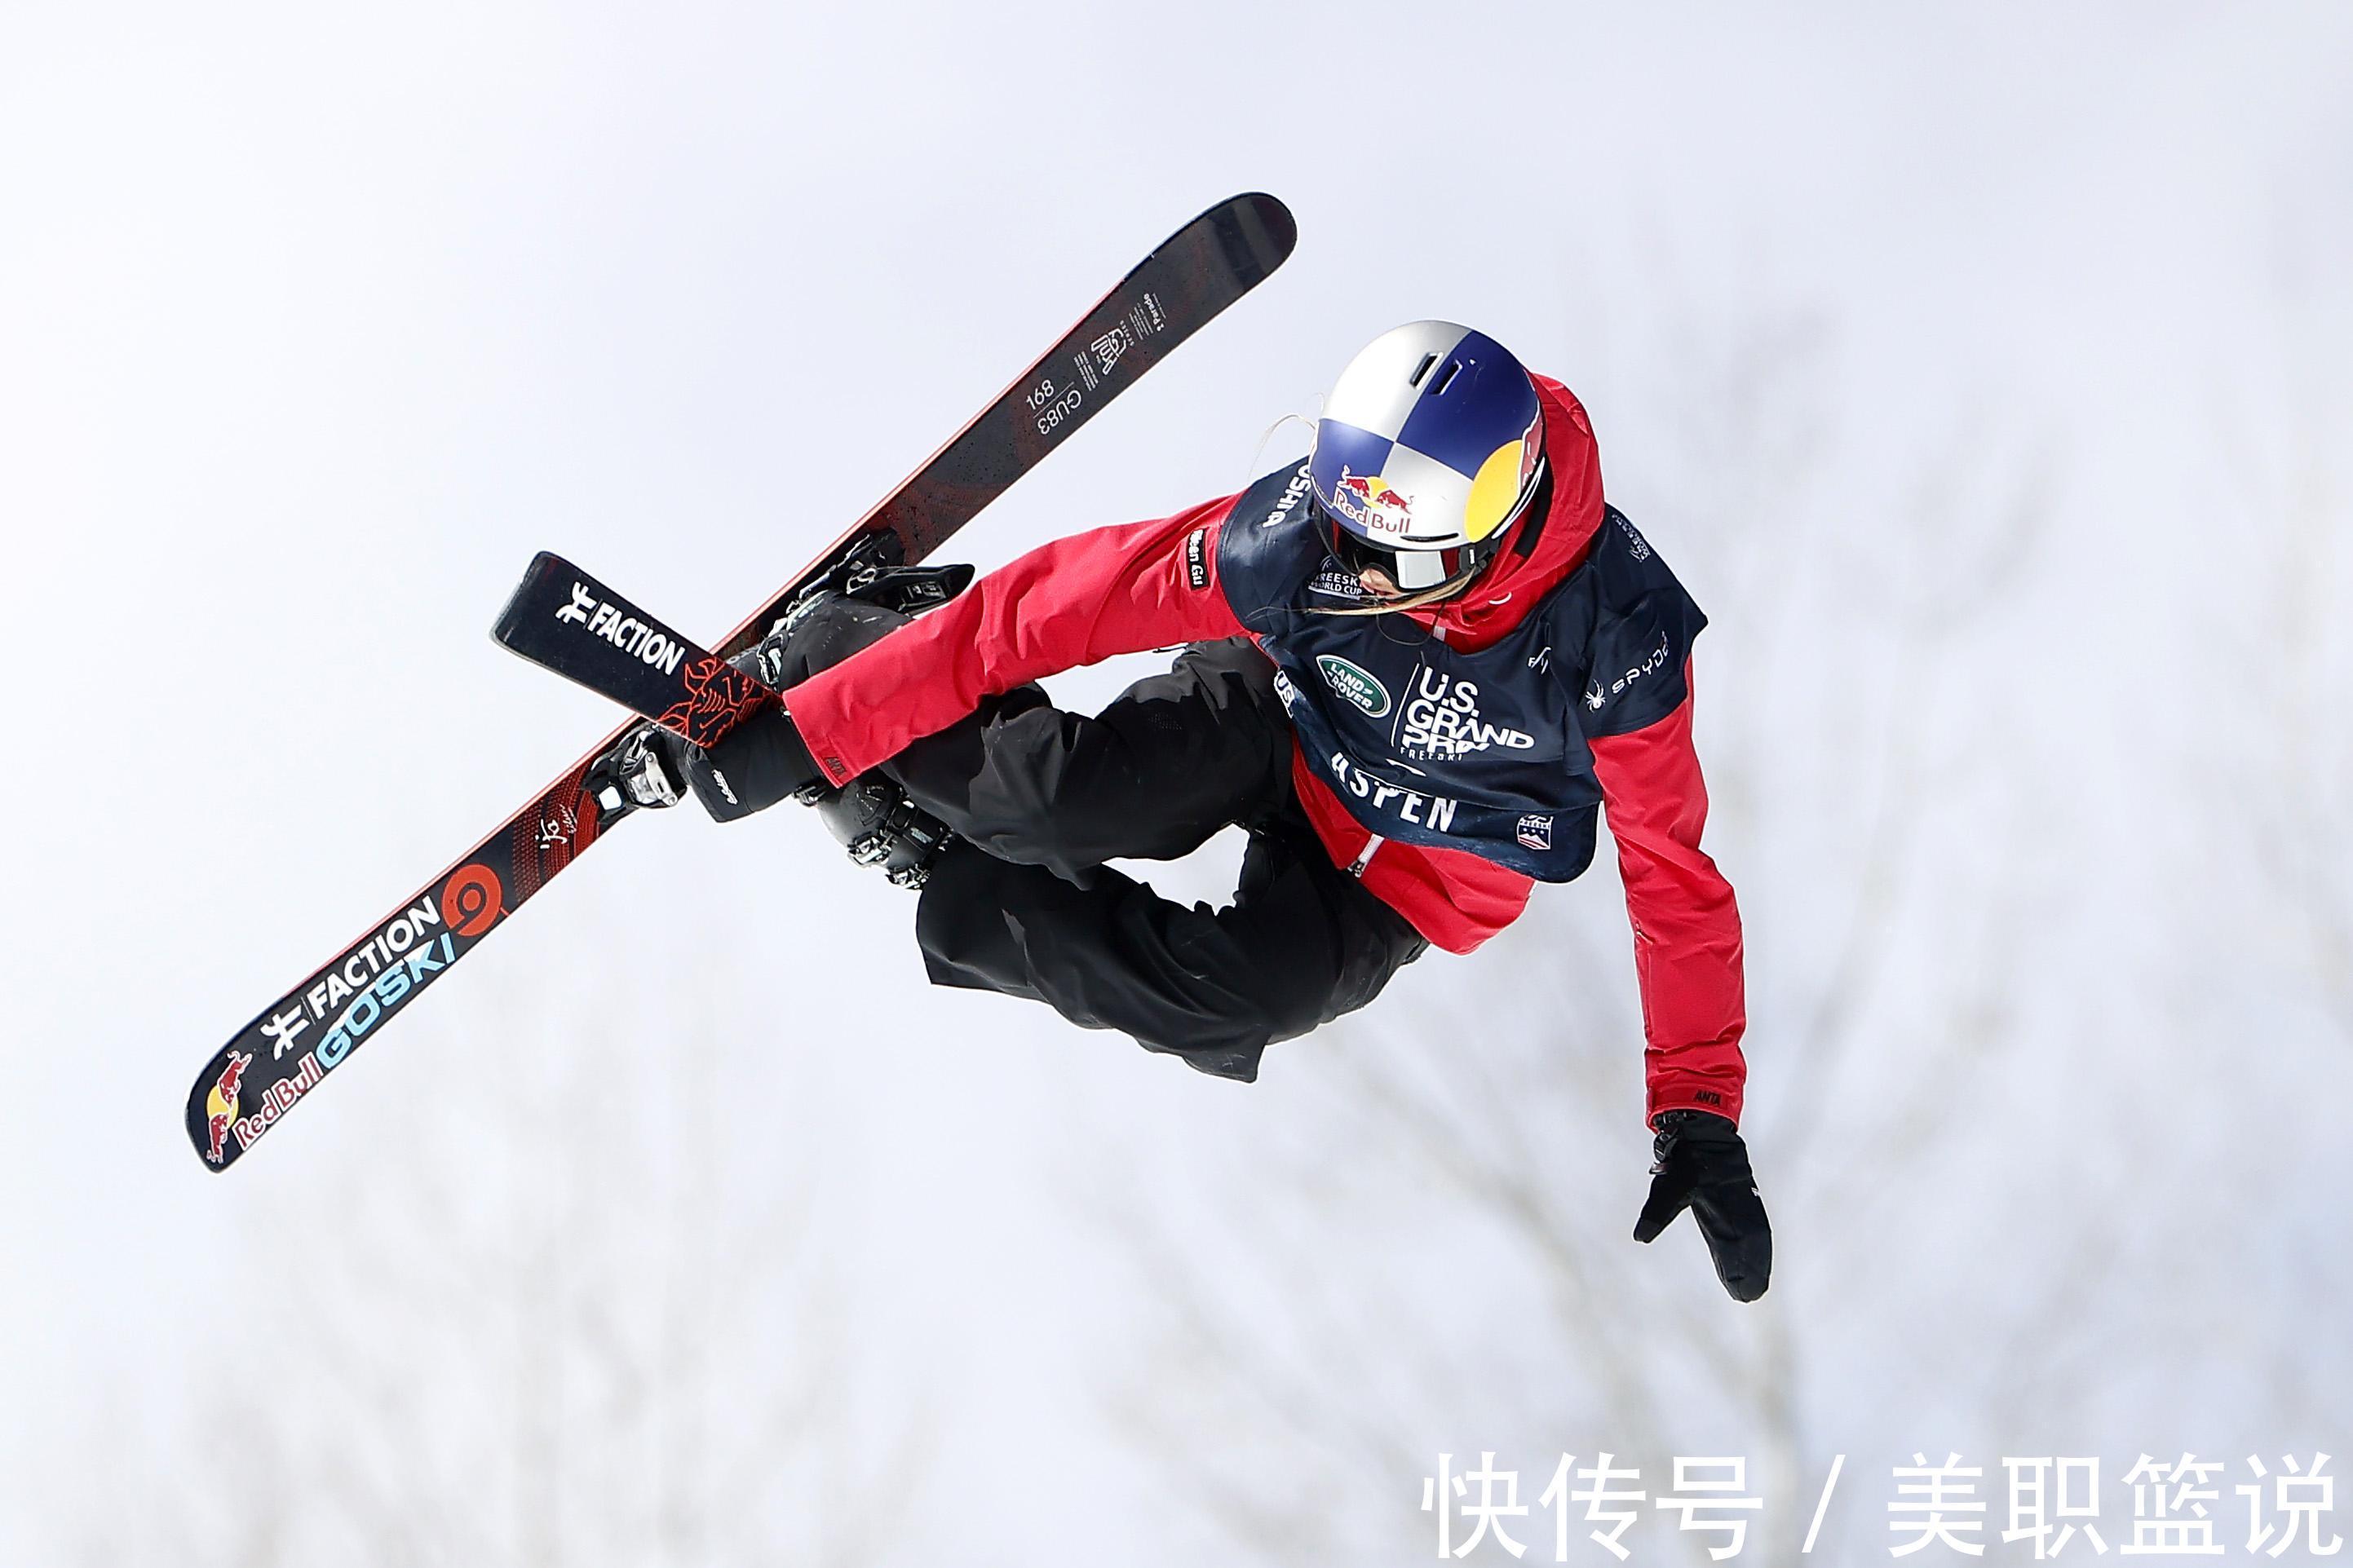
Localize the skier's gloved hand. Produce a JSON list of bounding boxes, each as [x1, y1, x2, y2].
[[1633, 1110, 1772, 1302], [653, 703, 825, 823]]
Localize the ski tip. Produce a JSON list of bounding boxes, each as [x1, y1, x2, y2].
[[1230, 192, 1297, 246], [1208, 192, 1298, 280]]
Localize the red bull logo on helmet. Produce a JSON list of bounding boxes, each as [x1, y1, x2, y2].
[[1329, 466, 1416, 538]]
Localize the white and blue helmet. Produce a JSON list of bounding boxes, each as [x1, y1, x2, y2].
[[1309, 321, 1547, 593]]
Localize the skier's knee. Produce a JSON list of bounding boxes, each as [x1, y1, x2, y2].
[[953, 707, 1097, 868]]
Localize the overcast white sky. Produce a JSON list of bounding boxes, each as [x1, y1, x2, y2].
[[3, 3, 2350, 1564]]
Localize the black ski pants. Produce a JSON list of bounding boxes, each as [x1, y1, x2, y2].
[[875, 635, 1429, 1082]]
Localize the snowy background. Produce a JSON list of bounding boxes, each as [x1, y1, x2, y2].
[[4, 3, 2351, 1563]]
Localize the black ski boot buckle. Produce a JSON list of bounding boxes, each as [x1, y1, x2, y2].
[[815, 775, 953, 890]]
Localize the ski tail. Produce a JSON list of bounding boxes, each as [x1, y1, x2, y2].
[[492, 552, 774, 746]]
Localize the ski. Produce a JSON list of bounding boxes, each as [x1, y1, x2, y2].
[[185, 192, 1298, 1170]]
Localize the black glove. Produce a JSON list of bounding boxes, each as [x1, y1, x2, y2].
[[595, 572, 969, 824], [1633, 1110, 1771, 1302], [657, 704, 824, 823], [593, 700, 824, 823]]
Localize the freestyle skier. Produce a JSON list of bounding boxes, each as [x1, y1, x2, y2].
[[604, 322, 1771, 1301]]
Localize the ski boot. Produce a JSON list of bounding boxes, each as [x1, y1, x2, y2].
[[762, 579, 961, 888], [812, 773, 953, 889]]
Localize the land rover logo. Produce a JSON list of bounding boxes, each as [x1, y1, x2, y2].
[[1316, 655, 1391, 718]]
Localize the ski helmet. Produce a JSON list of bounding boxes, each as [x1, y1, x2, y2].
[[1308, 321, 1546, 595]]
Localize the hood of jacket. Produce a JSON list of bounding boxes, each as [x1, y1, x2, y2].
[[1403, 373, 1605, 652]]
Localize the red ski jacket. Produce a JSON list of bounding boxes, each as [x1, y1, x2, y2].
[[788, 378, 1747, 1127]]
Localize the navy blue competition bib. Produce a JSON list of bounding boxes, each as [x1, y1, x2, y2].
[[1216, 462, 1705, 882]]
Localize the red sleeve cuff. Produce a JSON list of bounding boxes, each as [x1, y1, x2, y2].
[[1646, 1074, 1745, 1130]]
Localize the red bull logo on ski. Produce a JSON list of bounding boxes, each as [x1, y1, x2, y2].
[[202, 1049, 253, 1165], [225, 931, 461, 1159], [1329, 466, 1416, 538], [228, 1049, 327, 1155]]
